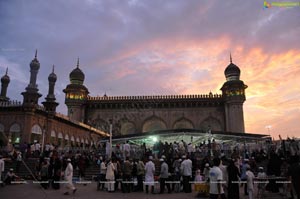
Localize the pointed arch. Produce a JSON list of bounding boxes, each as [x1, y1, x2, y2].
[[120, 121, 136, 135], [200, 117, 222, 131], [173, 117, 194, 129], [142, 115, 167, 132], [31, 124, 42, 143]]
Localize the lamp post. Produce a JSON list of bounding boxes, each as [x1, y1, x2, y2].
[[109, 119, 113, 159]]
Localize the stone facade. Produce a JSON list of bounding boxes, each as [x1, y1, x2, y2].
[[64, 55, 248, 136], [0, 53, 107, 147]]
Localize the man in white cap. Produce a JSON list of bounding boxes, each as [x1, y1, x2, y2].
[[180, 155, 192, 193], [159, 158, 171, 193], [144, 156, 155, 194], [64, 158, 76, 195], [0, 156, 4, 186]]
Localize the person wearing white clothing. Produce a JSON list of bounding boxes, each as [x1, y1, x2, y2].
[[246, 167, 255, 199], [144, 156, 155, 194], [64, 159, 76, 195], [105, 159, 115, 192], [209, 157, 225, 199], [180, 155, 192, 193]]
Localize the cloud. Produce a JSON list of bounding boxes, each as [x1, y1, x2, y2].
[[0, 0, 299, 138]]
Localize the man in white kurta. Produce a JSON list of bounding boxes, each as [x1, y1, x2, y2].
[[64, 159, 76, 195], [144, 156, 155, 194]]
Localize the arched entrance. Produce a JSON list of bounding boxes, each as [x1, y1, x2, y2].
[[31, 124, 42, 143]]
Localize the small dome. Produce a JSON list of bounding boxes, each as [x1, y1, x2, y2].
[[69, 58, 85, 85], [30, 50, 40, 71], [69, 67, 84, 85], [48, 72, 57, 82], [48, 65, 57, 82], [1, 68, 10, 83], [1, 74, 10, 84], [225, 62, 240, 81]]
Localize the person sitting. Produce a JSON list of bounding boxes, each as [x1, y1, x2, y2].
[[4, 168, 18, 185]]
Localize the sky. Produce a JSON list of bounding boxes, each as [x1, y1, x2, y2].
[[0, 0, 300, 139]]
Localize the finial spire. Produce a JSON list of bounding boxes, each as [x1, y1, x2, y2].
[[77, 57, 79, 68], [5, 67, 8, 75], [35, 49, 38, 59], [230, 52, 232, 63], [52, 65, 55, 73]]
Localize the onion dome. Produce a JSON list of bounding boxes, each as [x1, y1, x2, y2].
[[224, 53, 240, 81], [30, 50, 40, 71], [69, 58, 85, 85], [1, 68, 10, 84], [48, 65, 57, 82]]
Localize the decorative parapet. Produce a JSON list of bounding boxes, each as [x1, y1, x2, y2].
[[87, 93, 223, 101], [0, 100, 22, 107]]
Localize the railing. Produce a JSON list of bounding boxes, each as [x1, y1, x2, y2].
[[0, 100, 22, 107], [87, 93, 223, 101]]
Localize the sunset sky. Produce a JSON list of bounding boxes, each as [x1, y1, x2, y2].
[[0, 0, 299, 139]]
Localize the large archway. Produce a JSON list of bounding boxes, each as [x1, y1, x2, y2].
[[173, 117, 194, 129], [142, 116, 167, 132], [200, 117, 222, 131], [120, 121, 136, 135]]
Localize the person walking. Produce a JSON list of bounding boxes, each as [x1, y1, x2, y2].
[[145, 156, 155, 194], [63, 158, 76, 195], [106, 159, 115, 192]]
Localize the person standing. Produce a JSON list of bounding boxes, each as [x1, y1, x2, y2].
[[227, 159, 240, 199], [145, 156, 155, 194], [106, 159, 115, 192], [40, 160, 49, 189], [122, 157, 132, 193], [63, 158, 76, 195], [209, 157, 226, 199], [52, 156, 61, 190], [0, 156, 5, 187], [159, 158, 171, 194], [180, 155, 192, 193], [246, 167, 255, 199], [98, 158, 106, 191], [136, 158, 145, 192]]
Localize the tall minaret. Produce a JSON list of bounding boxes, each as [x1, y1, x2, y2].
[[221, 54, 247, 133], [63, 58, 89, 122], [0, 68, 10, 102], [42, 65, 59, 115], [21, 50, 42, 106]]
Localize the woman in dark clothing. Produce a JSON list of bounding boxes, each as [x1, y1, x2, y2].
[[227, 159, 241, 199], [52, 156, 62, 189]]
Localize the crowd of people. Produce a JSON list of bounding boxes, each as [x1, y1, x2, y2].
[[0, 137, 299, 199]]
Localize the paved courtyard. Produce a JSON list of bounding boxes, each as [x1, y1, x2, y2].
[[0, 181, 286, 199]]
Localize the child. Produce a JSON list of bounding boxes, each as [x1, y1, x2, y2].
[[195, 169, 208, 197]]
